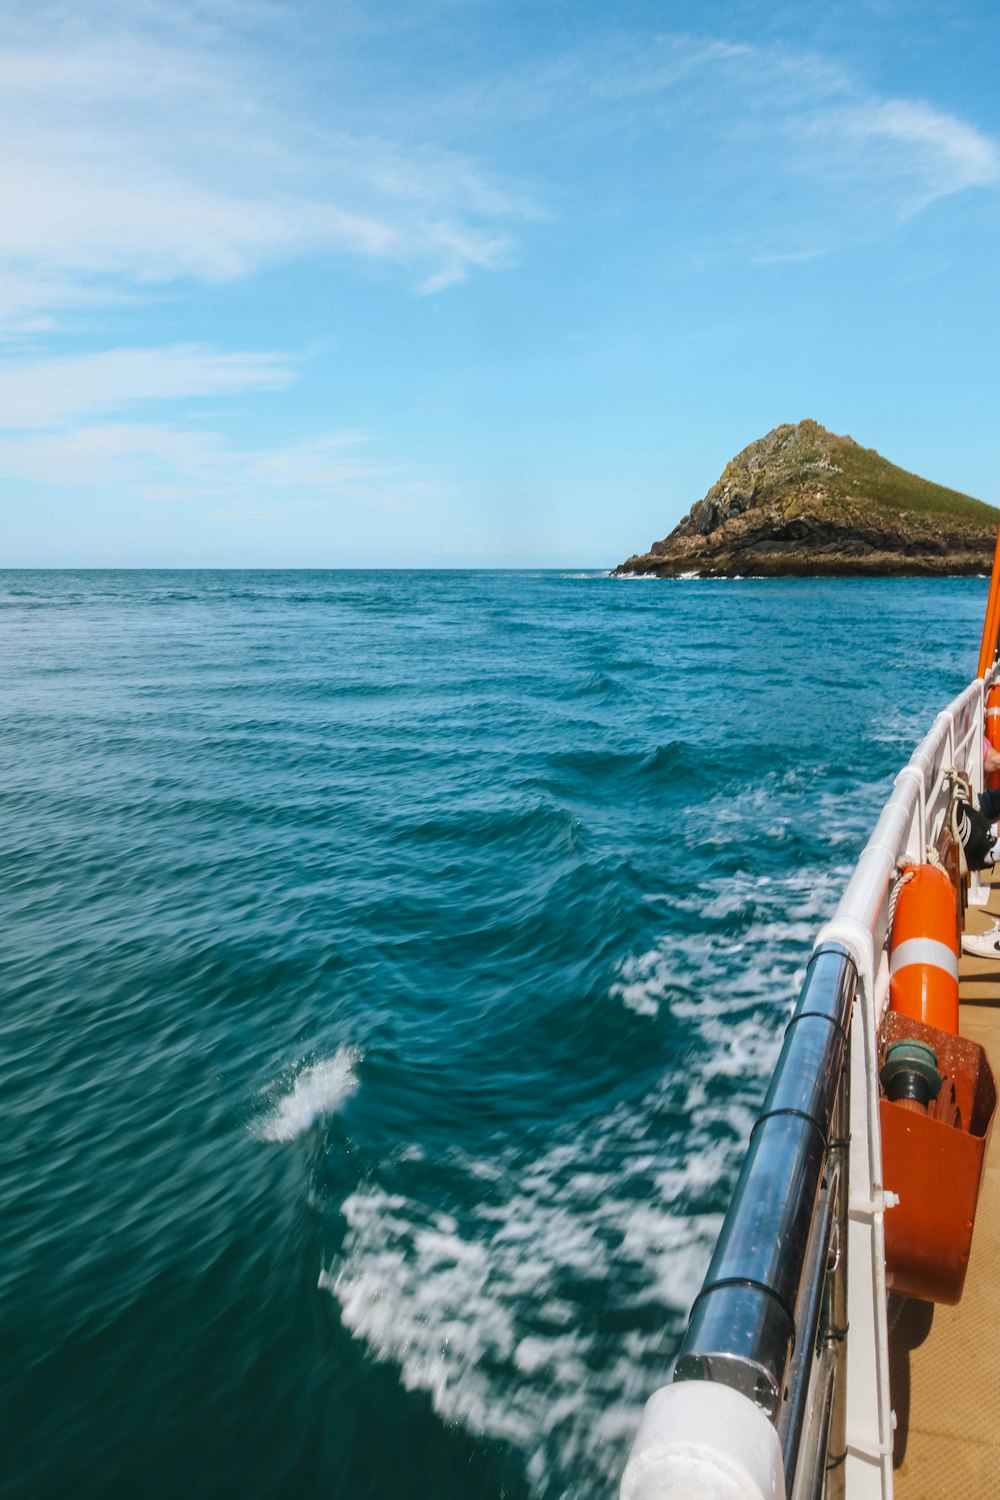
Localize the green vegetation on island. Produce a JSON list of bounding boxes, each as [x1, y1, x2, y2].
[[616, 420, 1000, 577]]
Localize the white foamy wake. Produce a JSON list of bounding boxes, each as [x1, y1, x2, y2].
[[259, 1048, 360, 1142], [320, 1076, 732, 1496], [318, 861, 863, 1491], [611, 862, 852, 1020]]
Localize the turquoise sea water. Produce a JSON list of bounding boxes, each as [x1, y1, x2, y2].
[[2, 570, 988, 1499]]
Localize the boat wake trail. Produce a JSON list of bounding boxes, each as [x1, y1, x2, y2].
[[259, 1048, 360, 1141], [319, 1091, 730, 1497]]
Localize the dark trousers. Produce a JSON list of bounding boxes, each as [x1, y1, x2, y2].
[[980, 788, 1000, 821]]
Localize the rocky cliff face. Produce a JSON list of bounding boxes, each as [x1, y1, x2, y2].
[[615, 421, 1000, 577]]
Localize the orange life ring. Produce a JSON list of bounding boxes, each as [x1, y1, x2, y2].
[[888, 863, 960, 1034]]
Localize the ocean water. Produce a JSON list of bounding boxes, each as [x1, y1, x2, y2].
[[2, 569, 987, 1500]]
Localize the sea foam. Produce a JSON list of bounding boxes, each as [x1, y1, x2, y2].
[[320, 1085, 729, 1494], [258, 1048, 359, 1141]]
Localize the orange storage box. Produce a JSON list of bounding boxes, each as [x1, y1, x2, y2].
[[878, 1009, 996, 1304]]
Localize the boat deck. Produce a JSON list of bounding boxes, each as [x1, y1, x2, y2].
[[889, 875, 1000, 1497]]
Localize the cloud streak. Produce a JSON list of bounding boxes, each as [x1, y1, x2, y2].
[[0, 418, 437, 518], [0, 19, 540, 331], [806, 98, 1000, 211], [0, 344, 296, 428], [1, 10, 994, 332], [413, 28, 999, 262]]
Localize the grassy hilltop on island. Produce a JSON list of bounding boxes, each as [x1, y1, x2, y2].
[[615, 420, 1000, 577]]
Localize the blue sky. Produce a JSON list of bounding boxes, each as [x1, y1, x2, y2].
[[2, 0, 999, 566]]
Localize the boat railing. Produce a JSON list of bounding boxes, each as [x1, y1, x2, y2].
[[620, 670, 993, 1500], [672, 939, 856, 1496]]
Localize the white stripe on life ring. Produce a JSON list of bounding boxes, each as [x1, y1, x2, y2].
[[890, 937, 959, 980]]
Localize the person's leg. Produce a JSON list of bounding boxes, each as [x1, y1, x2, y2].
[[979, 787, 1000, 822]]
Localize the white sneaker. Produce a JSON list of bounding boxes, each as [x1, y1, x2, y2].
[[962, 927, 1000, 959]]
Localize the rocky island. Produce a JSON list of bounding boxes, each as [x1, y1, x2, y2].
[[615, 420, 1000, 577]]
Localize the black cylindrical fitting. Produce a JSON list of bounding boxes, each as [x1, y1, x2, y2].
[[880, 1038, 942, 1107]]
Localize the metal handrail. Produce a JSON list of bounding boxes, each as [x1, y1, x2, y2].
[[673, 942, 856, 1486]]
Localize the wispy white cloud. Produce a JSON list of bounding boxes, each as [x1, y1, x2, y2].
[[402, 30, 852, 153], [0, 344, 295, 428], [595, 38, 1000, 260], [744, 91, 1000, 262], [245, 431, 398, 487], [0, 18, 539, 331], [0, 422, 228, 488], [0, 329, 433, 524], [804, 98, 1000, 213], [1, 9, 993, 334], [413, 28, 998, 261], [0, 418, 437, 517]]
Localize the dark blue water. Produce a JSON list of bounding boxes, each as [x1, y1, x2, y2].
[[2, 570, 986, 1499]]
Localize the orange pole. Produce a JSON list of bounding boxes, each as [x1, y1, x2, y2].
[[977, 526, 1000, 678], [982, 581, 1000, 678]]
